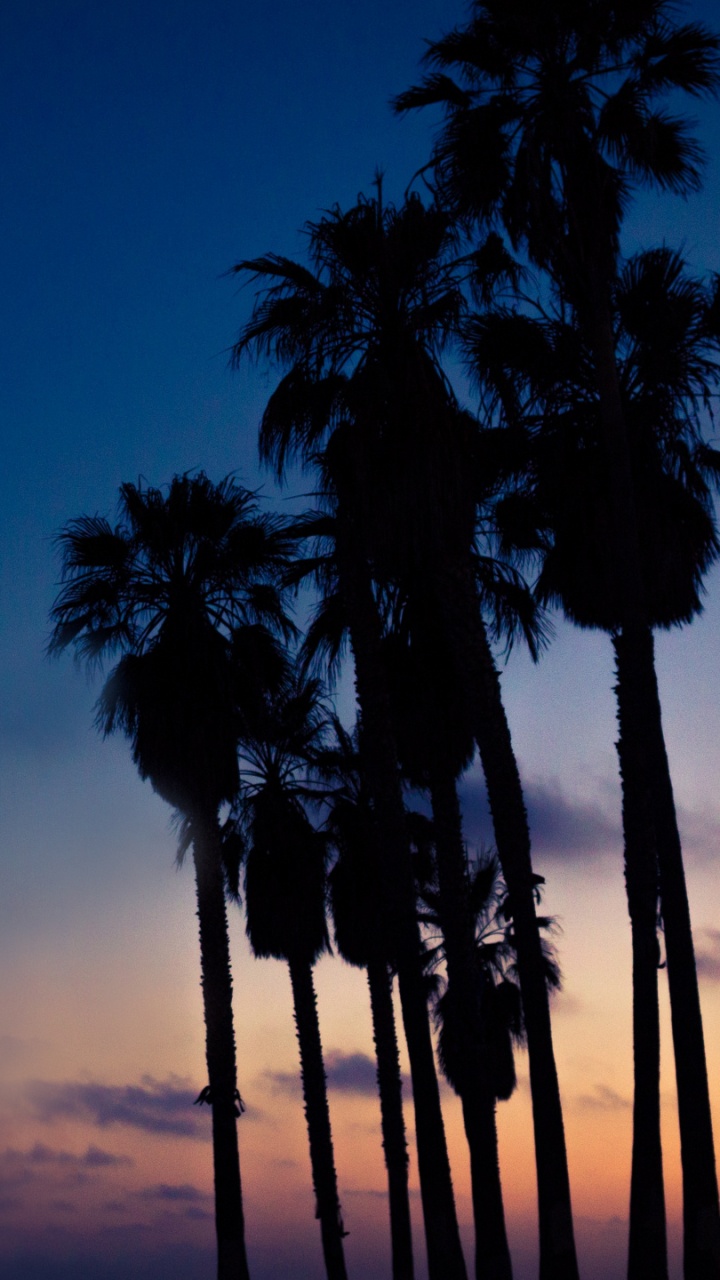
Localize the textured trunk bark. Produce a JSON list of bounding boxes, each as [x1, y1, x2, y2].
[[288, 957, 348, 1280], [616, 627, 720, 1279], [334, 496, 467, 1280], [613, 635, 668, 1280], [434, 565, 578, 1280], [430, 771, 513, 1280], [192, 821, 250, 1280], [367, 960, 415, 1280]]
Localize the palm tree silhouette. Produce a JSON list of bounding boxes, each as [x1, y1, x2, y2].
[[468, 247, 720, 1278], [232, 186, 575, 1279], [321, 718, 415, 1280], [398, 8, 720, 1273], [382, 595, 515, 1280], [49, 473, 293, 1280], [230, 667, 348, 1280], [231, 191, 469, 1280]]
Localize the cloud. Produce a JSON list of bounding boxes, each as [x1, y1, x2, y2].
[[1, 1144, 133, 1170], [137, 1184, 209, 1204], [265, 1051, 409, 1099], [577, 1084, 631, 1112], [695, 928, 720, 982], [459, 772, 620, 862], [325, 1052, 379, 1095], [25, 1076, 205, 1139]]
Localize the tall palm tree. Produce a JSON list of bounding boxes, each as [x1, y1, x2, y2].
[[232, 192, 470, 1280], [232, 188, 574, 1279], [230, 667, 348, 1280], [467, 247, 720, 1278], [321, 718, 416, 1280], [398, 10, 720, 1273], [49, 473, 293, 1280]]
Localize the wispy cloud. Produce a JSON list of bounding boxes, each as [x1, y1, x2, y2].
[[460, 772, 621, 862], [577, 1084, 631, 1112], [1, 1143, 133, 1170], [136, 1184, 209, 1204], [25, 1076, 205, 1139], [265, 1051, 409, 1099], [325, 1052, 379, 1095]]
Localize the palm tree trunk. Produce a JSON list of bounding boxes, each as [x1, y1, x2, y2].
[[613, 635, 668, 1280], [366, 960, 415, 1280], [577, 282, 720, 1277], [433, 564, 577, 1280], [287, 957, 348, 1280], [615, 626, 720, 1278], [429, 771, 513, 1280], [334, 491, 467, 1280], [192, 822, 251, 1280]]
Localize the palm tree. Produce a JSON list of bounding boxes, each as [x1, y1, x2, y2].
[[467, 247, 720, 1278], [231, 188, 574, 1279], [421, 853, 559, 1114], [232, 191, 470, 1280], [398, 10, 720, 1273], [49, 473, 293, 1280], [229, 667, 348, 1280], [381, 593, 516, 1280], [322, 718, 416, 1280]]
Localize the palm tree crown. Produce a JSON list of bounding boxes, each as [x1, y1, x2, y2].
[[50, 472, 291, 814]]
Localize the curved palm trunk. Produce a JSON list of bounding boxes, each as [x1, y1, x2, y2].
[[366, 960, 415, 1280], [433, 564, 577, 1280], [616, 626, 720, 1278], [582, 289, 720, 1278], [334, 498, 467, 1280], [192, 821, 251, 1280], [613, 634, 668, 1280], [287, 957, 348, 1280], [430, 771, 513, 1280]]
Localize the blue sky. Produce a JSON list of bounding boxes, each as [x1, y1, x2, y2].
[[3, 2, 720, 1278]]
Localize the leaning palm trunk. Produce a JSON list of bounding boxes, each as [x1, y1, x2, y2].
[[287, 957, 348, 1280], [583, 291, 720, 1278], [613, 634, 668, 1280], [429, 771, 513, 1280], [334, 497, 467, 1280], [615, 626, 720, 1278], [433, 562, 577, 1280], [366, 960, 415, 1280], [191, 821, 251, 1280]]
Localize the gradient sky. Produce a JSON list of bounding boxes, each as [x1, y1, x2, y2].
[[3, 2, 720, 1277]]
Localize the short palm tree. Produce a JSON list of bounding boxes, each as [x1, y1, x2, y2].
[[321, 718, 415, 1280], [49, 473, 291, 1280], [381, 593, 514, 1280], [229, 667, 348, 1280]]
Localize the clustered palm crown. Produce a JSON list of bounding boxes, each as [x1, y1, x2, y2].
[[396, 0, 720, 288]]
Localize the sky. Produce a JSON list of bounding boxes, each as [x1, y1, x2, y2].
[[3, 1, 720, 1277]]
